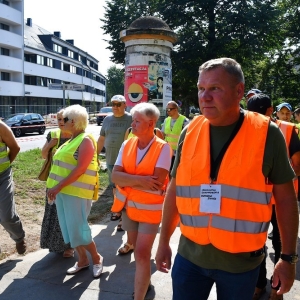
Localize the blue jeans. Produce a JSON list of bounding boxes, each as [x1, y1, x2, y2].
[[172, 253, 260, 300]]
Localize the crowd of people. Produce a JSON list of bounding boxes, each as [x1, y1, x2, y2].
[[0, 57, 299, 300]]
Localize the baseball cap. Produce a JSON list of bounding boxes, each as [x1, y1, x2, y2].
[[276, 102, 292, 112], [246, 89, 262, 97], [247, 94, 271, 115], [111, 95, 126, 102]]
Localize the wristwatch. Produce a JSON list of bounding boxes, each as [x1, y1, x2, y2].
[[280, 254, 299, 264]]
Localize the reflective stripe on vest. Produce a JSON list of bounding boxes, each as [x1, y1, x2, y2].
[[177, 184, 272, 205], [52, 160, 97, 176], [176, 112, 273, 253], [127, 200, 163, 211], [180, 214, 269, 233], [48, 173, 95, 190], [164, 115, 185, 150], [0, 142, 10, 173]]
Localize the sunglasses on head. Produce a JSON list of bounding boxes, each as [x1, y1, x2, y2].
[[112, 102, 122, 107], [166, 108, 176, 112], [63, 117, 69, 123]]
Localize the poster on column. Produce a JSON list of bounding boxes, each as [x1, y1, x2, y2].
[[125, 65, 148, 106], [147, 61, 169, 104]]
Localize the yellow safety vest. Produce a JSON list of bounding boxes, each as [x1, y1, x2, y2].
[[0, 141, 10, 173], [164, 115, 186, 150], [46, 133, 99, 200]]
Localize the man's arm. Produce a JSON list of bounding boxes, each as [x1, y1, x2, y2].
[[290, 152, 300, 176], [272, 181, 299, 295], [155, 178, 180, 273], [97, 135, 105, 155], [0, 122, 20, 163]]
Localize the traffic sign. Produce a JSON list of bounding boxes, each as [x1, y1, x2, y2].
[[49, 83, 63, 90]]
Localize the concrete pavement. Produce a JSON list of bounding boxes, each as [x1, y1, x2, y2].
[[0, 217, 299, 300]]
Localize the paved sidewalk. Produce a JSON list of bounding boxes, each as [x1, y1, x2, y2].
[[0, 218, 299, 299]]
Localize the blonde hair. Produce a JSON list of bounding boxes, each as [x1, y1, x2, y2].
[[63, 105, 88, 130]]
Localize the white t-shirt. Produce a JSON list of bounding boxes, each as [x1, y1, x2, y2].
[[115, 137, 171, 170]]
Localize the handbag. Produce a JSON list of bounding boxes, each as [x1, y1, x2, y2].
[[38, 148, 53, 181]]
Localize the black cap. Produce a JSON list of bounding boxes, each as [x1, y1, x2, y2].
[[247, 94, 271, 115]]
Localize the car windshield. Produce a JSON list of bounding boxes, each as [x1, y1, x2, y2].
[[100, 107, 113, 113], [5, 114, 24, 122]]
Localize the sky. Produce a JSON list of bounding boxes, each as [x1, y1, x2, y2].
[[24, 0, 119, 76]]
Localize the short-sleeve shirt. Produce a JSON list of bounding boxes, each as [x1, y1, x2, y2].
[[100, 113, 132, 165], [171, 119, 295, 273]]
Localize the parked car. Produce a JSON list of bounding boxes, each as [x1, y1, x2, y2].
[[5, 113, 46, 137], [96, 107, 113, 126]]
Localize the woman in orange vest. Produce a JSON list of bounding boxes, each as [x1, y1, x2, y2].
[[111, 102, 172, 300]]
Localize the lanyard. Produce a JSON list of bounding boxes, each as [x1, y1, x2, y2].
[[210, 110, 245, 182]]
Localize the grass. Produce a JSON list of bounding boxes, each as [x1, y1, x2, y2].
[[0, 150, 111, 261]]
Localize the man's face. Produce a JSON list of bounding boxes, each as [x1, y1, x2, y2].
[[112, 101, 126, 116], [294, 113, 300, 123], [277, 107, 292, 122], [166, 103, 178, 117], [197, 68, 244, 126]]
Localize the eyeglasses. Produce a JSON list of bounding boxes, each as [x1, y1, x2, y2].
[[112, 102, 122, 107], [166, 108, 176, 112], [63, 117, 70, 123]]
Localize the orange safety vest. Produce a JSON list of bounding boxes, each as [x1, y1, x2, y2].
[[275, 120, 298, 195], [176, 112, 273, 253], [111, 136, 169, 224]]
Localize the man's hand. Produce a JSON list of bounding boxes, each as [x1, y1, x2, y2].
[[272, 259, 296, 295], [155, 243, 172, 273]]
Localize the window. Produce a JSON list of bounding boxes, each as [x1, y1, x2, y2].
[[24, 54, 36, 63], [25, 75, 36, 85], [37, 55, 44, 65], [53, 43, 62, 53], [62, 63, 70, 72], [46, 58, 53, 67], [78, 54, 82, 61], [0, 0, 10, 5], [0, 23, 9, 31], [36, 77, 47, 86], [1, 72, 10, 81], [0, 48, 9, 56], [70, 65, 76, 74], [68, 50, 74, 58]]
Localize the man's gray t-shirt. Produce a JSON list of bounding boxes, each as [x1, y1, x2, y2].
[[100, 112, 132, 165]]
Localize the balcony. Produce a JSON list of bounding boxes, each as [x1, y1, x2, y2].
[[0, 3, 22, 25], [0, 29, 23, 48]]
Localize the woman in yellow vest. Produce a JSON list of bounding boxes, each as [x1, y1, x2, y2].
[[46, 105, 103, 278], [40, 109, 74, 257], [111, 102, 172, 299]]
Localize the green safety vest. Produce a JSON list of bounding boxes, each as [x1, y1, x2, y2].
[[0, 141, 10, 173], [47, 133, 99, 200], [164, 115, 186, 150]]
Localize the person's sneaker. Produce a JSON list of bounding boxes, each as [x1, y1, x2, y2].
[[268, 230, 273, 240], [16, 240, 26, 254]]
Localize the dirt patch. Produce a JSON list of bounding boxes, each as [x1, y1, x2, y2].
[[0, 185, 114, 261]]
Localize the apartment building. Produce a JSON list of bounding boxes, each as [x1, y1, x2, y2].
[[0, 0, 106, 118]]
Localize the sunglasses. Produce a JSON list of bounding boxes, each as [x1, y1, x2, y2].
[[112, 102, 122, 107], [166, 108, 176, 112], [63, 117, 70, 123]]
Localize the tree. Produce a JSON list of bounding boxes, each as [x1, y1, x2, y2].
[[105, 65, 125, 101], [102, 0, 285, 105]]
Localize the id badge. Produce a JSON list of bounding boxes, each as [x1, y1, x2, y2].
[[200, 184, 221, 213]]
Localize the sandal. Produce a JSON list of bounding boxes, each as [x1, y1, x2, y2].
[[117, 218, 124, 232], [111, 212, 121, 221], [118, 242, 134, 255], [63, 248, 75, 258]]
